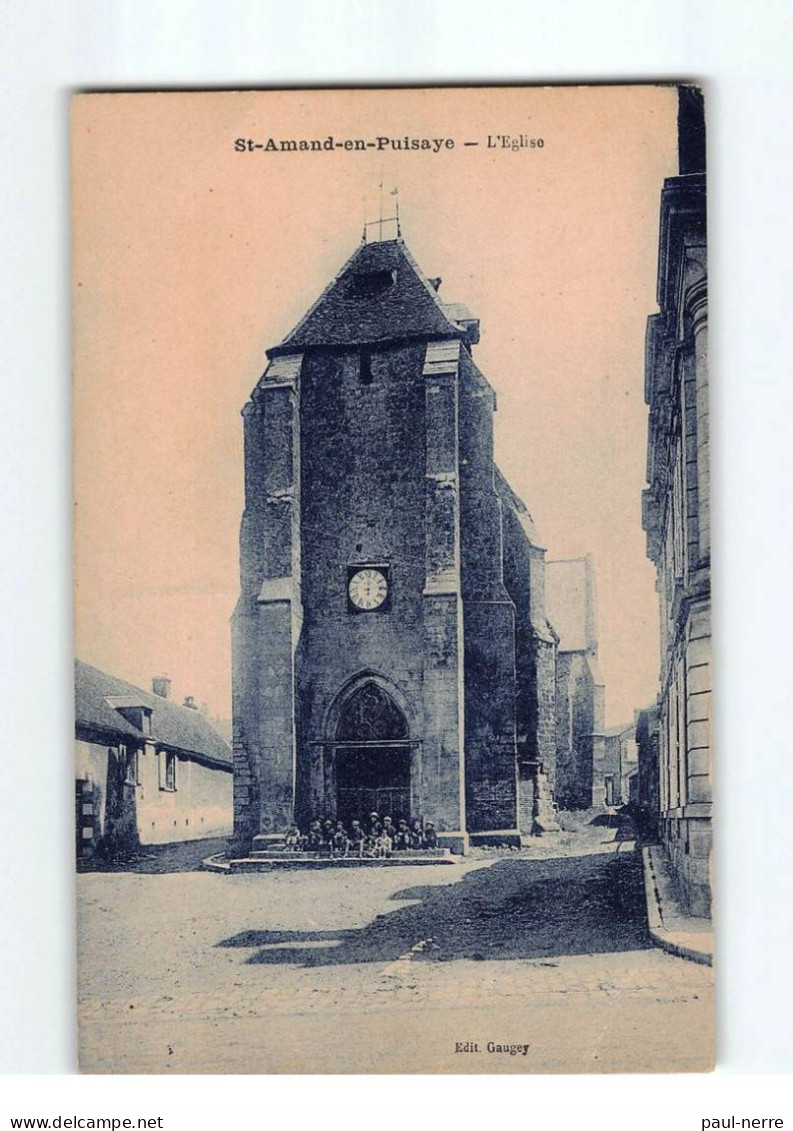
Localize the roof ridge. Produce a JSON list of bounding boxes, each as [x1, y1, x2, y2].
[[74, 658, 231, 765]]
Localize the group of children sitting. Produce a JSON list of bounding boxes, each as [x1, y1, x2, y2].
[[283, 812, 439, 858]]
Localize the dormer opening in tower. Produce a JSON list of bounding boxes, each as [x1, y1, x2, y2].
[[347, 267, 397, 297]]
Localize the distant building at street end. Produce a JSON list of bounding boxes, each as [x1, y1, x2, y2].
[[74, 660, 233, 862], [634, 703, 661, 835], [642, 86, 711, 916], [231, 234, 560, 854], [603, 721, 639, 806], [546, 554, 606, 809]]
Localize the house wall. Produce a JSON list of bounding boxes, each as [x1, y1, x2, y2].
[[642, 166, 711, 917], [635, 705, 661, 834], [75, 738, 131, 857], [141, 748, 234, 845], [75, 736, 232, 857], [599, 735, 623, 806], [619, 734, 639, 802]]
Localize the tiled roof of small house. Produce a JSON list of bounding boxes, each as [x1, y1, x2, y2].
[[74, 660, 232, 767], [269, 238, 467, 354]]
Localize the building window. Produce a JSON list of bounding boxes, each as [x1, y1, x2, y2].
[[125, 748, 140, 787], [159, 749, 178, 791], [673, 438, 686, 581]]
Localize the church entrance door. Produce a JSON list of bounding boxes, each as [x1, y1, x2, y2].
[[336, 745, 411, 828], [332, 680, 412, 828]]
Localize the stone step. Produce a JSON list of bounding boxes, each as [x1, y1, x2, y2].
[[249, 846, 452, 861], [220, 852, 459, 873]]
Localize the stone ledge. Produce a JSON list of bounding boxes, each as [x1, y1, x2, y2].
[[642, 845, 713, 966], [468, 829, 521, 848], [201, 852, 459, 873], [257, 577, 297, 604]]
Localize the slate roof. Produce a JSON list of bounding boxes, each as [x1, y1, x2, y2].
[[546, 557, 598, 654], [74, 660, 232, 768], [270, 238, 467, 354], [494, 467, 546, 550], [604, 722, 635, 740]]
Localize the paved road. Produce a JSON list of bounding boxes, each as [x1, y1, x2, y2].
[[77, 827, 713, 1073]]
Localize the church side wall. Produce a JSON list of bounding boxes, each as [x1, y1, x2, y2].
[[458, 354, 519, 832], [555, 652, 596, 808], [534, 636, 558, 792], [232, 376, 301, 848], [500, 504, 543, 834], [500, 506, 534, 757]]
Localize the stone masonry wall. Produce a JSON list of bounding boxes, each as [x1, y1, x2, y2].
[[234, 276, 540, 846], [555, 652, 596, 808], [295, 343, 463, 830], [534, 636, 558, 791], [458, 352, 519, 831], [232, 372, 301, 849]]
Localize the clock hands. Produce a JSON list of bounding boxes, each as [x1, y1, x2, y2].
[[349, 568, 388, 610]]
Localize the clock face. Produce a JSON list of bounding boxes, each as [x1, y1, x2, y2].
[[348, 568, 389, 611]]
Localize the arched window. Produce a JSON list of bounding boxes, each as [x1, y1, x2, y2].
[[335, 681, 408, 743]]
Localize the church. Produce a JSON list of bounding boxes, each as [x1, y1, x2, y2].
[[231, 231, 560, 854]]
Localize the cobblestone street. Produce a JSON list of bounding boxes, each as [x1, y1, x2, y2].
[[77, 821, 713, 1074]]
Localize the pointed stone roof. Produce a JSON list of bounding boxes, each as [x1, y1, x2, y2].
[[268, 238, 467, 356]]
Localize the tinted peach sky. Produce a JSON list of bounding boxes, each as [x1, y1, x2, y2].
[[72, 86, 677, 725]]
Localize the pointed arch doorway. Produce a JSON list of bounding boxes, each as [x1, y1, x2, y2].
[[332, 680, 412, 827]]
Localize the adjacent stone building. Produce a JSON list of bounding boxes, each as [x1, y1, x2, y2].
[[231, 235, 559, 853], [74, 660, 233, 861], [546, 555, 606, 808], [634, 703, 661, 836], [602, 721, 638, 807], [642, 87, 712, 916]]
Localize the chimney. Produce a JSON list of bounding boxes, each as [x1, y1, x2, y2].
[[183, 695, 198, 710], [152, 675, 171, 700]]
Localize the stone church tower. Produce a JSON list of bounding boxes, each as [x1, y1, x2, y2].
[[232, 235, 557, 853]]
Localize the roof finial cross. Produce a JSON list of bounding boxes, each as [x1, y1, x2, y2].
[[362, 181, 401, 243]]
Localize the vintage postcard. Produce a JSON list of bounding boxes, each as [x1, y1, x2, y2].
[[72, 84, 713, 1073]]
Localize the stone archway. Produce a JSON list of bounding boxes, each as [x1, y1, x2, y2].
[[330, 679, 413, 828]]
